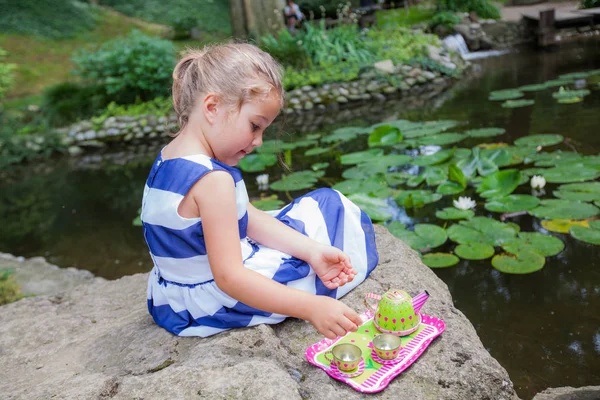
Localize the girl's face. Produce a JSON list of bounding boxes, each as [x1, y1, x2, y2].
[[210, 90, 281, 166]]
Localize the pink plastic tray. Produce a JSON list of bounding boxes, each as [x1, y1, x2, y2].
[[305, 312, 445, 393]]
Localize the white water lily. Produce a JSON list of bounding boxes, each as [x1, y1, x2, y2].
[[256, 174, 269, 191], [530, 175, 546, 190], [453, 196, 476, 210]]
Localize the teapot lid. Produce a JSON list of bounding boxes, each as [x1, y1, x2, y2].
[[384, 289, 411, 303]]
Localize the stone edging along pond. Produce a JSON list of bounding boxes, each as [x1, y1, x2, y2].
[[55, 45, 468, 155]]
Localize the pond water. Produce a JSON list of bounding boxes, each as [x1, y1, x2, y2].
[[1, 42, 600, 399]]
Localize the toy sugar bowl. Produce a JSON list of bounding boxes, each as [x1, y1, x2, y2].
[[365, 289, 429, 336]]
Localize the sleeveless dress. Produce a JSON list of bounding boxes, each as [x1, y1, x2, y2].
[[142, 152, 379, 337]]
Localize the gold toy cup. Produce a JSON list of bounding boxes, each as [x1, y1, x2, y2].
[[372, 333, 402, 360], [324, 343, 362, 372]]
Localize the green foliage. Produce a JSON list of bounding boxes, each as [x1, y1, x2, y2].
[[430, 11, 462, 30], [376, 6, 436, 29], [170, 16, 198, 40], [0, 48, 16, 100], [41, 82, 111, 127], [0, 269, 23, 306], [296, 0, 360, 19], [260, 29, 309, 68], [582, 0, 600, 8], [98, 0, 231, 34], [0, 0, 98, 38], [409, 57, 459, 77], [72, 30, 176, 102], [436, 0, 500, 19]]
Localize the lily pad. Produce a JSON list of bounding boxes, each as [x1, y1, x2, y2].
[[525, 151, 582, 167], [437, 181, 465, 195], [435, 208, 474, 220], [412, 149, 455, 166], [395, 190, 442, 208], [476, 169, 522, 199], [347, 194, 393, 222], [558, 96, 583, 104], [304, 147, 330, 156], [456, 147, 499, 177], [570, 223, 600, 245], [238, 153, 278, 172], [447, 217, 518, 246], [251, 196, 285, 211], [553, 182, 600, 202], [542, 165, 600, 183], [464, 127, 506, 138], [501, 99, 535, 108], [541, 219, 590, 233], [454, 243, 495, 260], [518, 83, 550, 92], [257, 140, 295, 154], [388, 223, 448, 251], [311, 162, 329, 171], [514, 134, 563, 147], [423, 167, 448, 186], [448, 164, 467, 188], [417, 133, 467, 146], [340, 149, 384, 165], [422, 253, 460, 268], [503, 232, 564, 257], [363, 154, 412, 169], [321, 126, 366, 144], [492, 249, 545, 274], [529, 199, 600, 220], [489, 89, 524, 101], [368, 125, 403, 147], [333, 177, 392, 198], [552, 87, 590, 100], [270, 170, 324, 191], [484, 195, 540, 213]]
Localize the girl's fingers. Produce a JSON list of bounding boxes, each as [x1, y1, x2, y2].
[[323, 329, 337, 340], [331, 323, 346, 338], [338, 316, 358, 333]]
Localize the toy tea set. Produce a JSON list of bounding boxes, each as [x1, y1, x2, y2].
[[305, 289, 446, 393]]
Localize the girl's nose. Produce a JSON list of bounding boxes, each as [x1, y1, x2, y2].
[[252, 133, 263, 147]]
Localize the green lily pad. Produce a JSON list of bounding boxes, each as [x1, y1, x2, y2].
[[489, 89, 524, 101], [454, 243, 495, 260], [501, 99, 535, 108], [238, 153, 278, 172], [321, 126, 367, 144], [570, 224, 600, 245], [412, 149, 455, 166], [422, 253, 460, 268], [363, 154, 412, 169], [423, 167, 448, 186], [257, 140, 295, 154], [514, 134, 563, 147], [333, 177, 392, 198], [340, 149, 384, 165], [304, 147, 330, 156], [395, 190, 443, 208], [529, 199, 600, 220], [270, 170, 324, 191], [492, 249, 545, 274], [347, 193, 393, 222], [503, 232, 564, 257], [342, 165, 380, 179], [368, 125, 403, 147], [293, 139, 319, 148], [406, 174, 425, 188], [464, 127, 506, 138], [518, 83, 550, 92], [435, 208, 474, 220], [251, 196, 285, 211], [448, 164, 467, 188], [476, 169, 522, 199], [552, 87, 590, 100], [541, 219, 590, 233], [437, 181, 465, 195], [447, 217, 518, 246], [558, 96, 583, 104], [388, 223, 448, 251], [385, 172, 410, 186], [525, 151, 582, 167], [417, 133, 467, 146], [311, 162, 329, 171], [553, 182, 600, 202], [484, 195, 541, 213], [542, 165, 600, 183], [456, 148, 499, 177], [479, 148, 514, 168]]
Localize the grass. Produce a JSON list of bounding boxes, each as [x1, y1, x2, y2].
[[0, 6, 229, 100], [0, 269, 23, 306], [375, 4, 437, 29]]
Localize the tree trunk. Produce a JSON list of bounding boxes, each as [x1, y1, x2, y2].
[[229, 0, 248, 39], [229, 0, 286, 40]]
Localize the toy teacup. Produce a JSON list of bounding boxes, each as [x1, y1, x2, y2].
[[372, 333, 402, 360], [365, 289, 429, 336], [324, 343, 362, 372]]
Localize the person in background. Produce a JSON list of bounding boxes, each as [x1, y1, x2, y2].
[[284, 0, 303, 35]]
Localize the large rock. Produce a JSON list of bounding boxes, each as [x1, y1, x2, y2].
[[0, 226, 520, 399], [532, 386, 600, 400]]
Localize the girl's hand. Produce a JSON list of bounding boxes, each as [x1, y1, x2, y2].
[[309, 244, 357, 290], [308, 296, 363, 339]]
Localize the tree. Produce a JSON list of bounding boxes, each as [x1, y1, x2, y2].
[[229, 0, 286, 39]]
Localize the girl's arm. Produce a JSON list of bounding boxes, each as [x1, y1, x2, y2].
[[192, 172, 362, 339]]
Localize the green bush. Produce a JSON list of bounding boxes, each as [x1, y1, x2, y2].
[[430, 11, 463, 30], [0, 269, 23, 306], [0, 48, 16, 101], [41, 82, 111, 127], [582, 0, 600, 8], [72, 30, 176, 103], [436, 0, 500, 19], [260, 29, 309, 69], [91, 96, 173, 128], [0, 0, 97, 38], [171, 16, 198, 40], [98, 0, 231, 35], [296, 0, 360, 19]]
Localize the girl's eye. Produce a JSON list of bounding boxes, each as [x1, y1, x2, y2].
[[251, 123, 260, 132]]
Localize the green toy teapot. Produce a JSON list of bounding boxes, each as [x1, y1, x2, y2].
[[364, 289, 429, 336]]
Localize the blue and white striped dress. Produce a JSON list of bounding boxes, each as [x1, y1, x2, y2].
[[141, 152, 378, 337]]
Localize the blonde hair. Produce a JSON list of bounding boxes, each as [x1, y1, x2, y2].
[[171, 43, 284, 132]]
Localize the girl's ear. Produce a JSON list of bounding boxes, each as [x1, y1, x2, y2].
[[202, 93, 220, 125]]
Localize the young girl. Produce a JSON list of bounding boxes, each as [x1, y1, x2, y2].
[[141, 43, 378, 339]]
